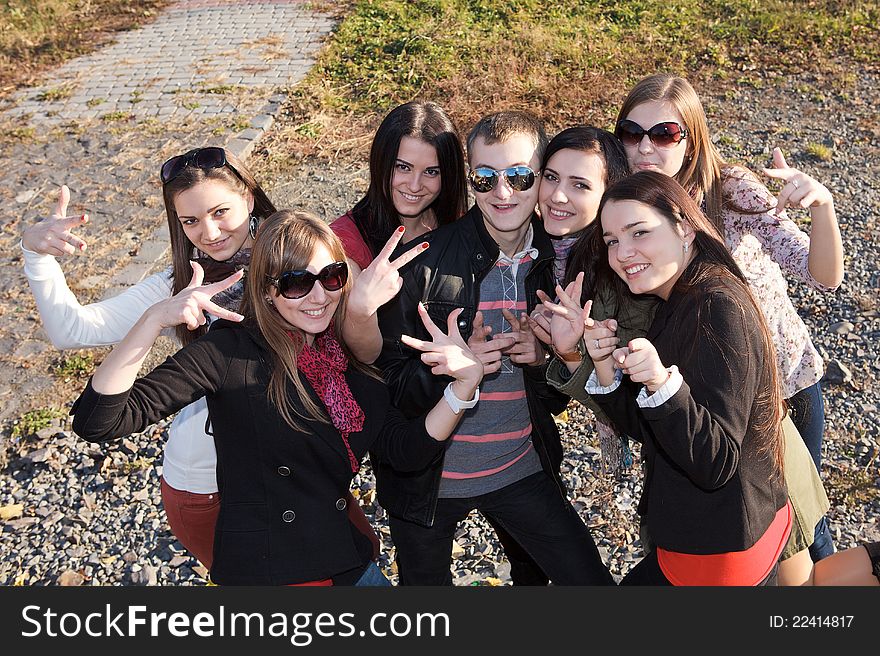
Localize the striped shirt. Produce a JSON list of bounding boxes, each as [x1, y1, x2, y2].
[[439, 228, 543, 498]]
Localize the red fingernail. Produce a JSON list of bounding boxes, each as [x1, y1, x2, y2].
[[421, 242, 429, 249], [81, 214, 87, 222], [79, 244, 86, 251], [397, 226, 405, 233]]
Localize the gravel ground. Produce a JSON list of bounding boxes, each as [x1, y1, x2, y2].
[[1, 65, 878, 586]]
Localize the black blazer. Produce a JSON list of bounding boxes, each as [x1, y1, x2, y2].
[[593, 259, 788, 554], [72, 320, 445, 585]]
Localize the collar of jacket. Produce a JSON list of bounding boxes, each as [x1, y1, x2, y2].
[[460, 204, 556, 276]]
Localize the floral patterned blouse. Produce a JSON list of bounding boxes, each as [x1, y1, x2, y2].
[[720, 166, 838, 398]]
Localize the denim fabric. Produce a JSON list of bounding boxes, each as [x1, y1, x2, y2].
[[354, 561, 392, 587]]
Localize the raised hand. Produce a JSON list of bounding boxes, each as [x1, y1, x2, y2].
[[148, 261, 244, 331], [762, 147, 833, 215], [22, 185, 89, 256], [466, 310, 516, 375], [401, 303, 483, 391], [348, 225, 429, 317], [536, 273, 591, 355], [499, 308, 544, 366], [611, 337, 668, 392]]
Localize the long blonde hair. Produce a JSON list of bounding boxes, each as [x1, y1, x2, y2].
[[616, 74, 730, 234], [239, 210, 378, 431]]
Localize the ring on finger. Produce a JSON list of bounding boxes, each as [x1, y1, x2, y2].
[[594, 339, 600, 349]]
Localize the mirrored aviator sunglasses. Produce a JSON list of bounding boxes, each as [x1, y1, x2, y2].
[[160, 146, 228, 184], [468, 166, 536, 194], [268, 262, 349, 300], [615, 119, 688, 148]]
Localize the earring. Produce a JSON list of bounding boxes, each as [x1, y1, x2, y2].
[[683, 241, 690, 253], [248, 214, 259, 239], [265, 296, 274, 306]]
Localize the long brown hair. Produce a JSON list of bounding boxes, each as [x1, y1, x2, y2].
[[616, 74, 763, 236], [589, 171, 785, 476], [162, 147, 276, 345], [239, 210, 379, 431]]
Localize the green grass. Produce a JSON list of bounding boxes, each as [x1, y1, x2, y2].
[[35, 84, 73, 102], [806, 142, 834, 161], [299, 0, 878, 126], [53, 353, 94, 379], [9, 407, 64, 440]]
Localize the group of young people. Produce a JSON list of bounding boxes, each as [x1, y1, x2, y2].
[[24, 73, 880, 586]]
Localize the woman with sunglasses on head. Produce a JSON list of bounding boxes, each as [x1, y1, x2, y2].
[[72, 210, 482, 586], [21, 147, 385, 571], [331, 100, 467, 273], [614, 74, 844, 571], [544, 172, 792, 585]]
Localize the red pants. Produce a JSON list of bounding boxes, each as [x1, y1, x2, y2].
[[160, 476, 220, 568]]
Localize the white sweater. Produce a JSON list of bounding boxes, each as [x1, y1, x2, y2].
[[23, 246, 219, 493]]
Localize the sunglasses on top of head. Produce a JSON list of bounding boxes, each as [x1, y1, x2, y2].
[[468, 166, 536, 194], [615, 119, 689, 149], [160, 146, 242, 185], [267, 262, 349, 300]]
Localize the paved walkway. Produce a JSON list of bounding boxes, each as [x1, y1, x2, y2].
[[0, 0, 336, 424]]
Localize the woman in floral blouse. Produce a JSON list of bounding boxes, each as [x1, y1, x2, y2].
[[614, 73, 844, 580]]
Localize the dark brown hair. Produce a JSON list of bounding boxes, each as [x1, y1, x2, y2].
[[466, 110, 549, 165], [589, 171, 785, 476], [351, 101, 467, 255], [540, 125, 631, 286], [162, 147, 276, 345]]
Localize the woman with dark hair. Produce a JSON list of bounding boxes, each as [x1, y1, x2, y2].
[[331, 100, 467, 270], [71, 210, 482, 586], [614, 74, 844, 565], [545, 171, 790, 585]]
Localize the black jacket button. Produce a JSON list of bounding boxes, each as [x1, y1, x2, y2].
[[335, 498, 347, 511], [282, 510, 296, 522], [277, 466, 291, 476]]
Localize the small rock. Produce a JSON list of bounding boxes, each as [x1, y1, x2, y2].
[[57, 570, 85, 586], [822, 359, 853, 385], [829, 321, 855, 335]]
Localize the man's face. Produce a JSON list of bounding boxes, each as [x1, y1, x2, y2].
[[469, 134, 541, 246]]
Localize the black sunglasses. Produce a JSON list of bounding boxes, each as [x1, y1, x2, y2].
[[468, 166, 536, 193], [160, 147, 240, 184], [615, 119, 688, 149], [267, 262, 348, 300]]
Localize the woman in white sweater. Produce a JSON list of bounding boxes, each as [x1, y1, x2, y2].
[[22, 147, 388, 569]]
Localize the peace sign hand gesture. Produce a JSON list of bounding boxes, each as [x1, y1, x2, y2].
[[401, 303, 484, 392], [147, 261, 245, 331], [762, 147, 833, 215], [348, 226, 429, 318], [22, 185, 89, 257]]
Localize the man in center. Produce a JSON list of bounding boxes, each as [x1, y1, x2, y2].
[[376, 110, 612, 585]]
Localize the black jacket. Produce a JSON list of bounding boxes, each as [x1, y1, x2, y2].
[[375, 205, 569, 526], [593, 260, 788, 554], [72, 320, 445, 585]]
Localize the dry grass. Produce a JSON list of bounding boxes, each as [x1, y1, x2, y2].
[[0, 0, 168, 97]]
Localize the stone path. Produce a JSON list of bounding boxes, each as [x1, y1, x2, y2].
[[0, 0, 335, 424]]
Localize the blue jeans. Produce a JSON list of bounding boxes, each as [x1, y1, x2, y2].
[[354, 561, 392, 587], [788, 382, 834, 561]]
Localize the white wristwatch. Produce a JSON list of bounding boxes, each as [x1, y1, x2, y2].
[[443, 383, 480, 414]]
